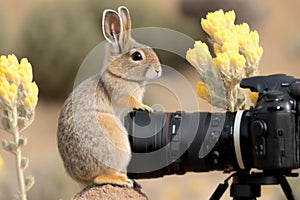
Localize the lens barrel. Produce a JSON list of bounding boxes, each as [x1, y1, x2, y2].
[[125, 111, 250, 179]]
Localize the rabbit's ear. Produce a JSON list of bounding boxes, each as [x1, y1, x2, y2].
[[118, 6, 132, 49], [118, 6, 131, 34], [102, 9, 122, 47]]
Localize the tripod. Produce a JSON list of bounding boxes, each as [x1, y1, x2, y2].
[[210, 171, 298, 200]]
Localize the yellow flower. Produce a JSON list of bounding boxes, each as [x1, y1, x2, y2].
[[213, 43, 222, 54], [228, 51, 246, 69], [186, 41, 212, 78], [213, 51, 245, 72], [19, 58, 33, 83], [186, 9, 263, 111], [196, 81, 211, 101], [8, 83, 18, 101], [201, 9, 236, 36], [214, 29, 235, 45], [213, 52, 230, 71], [0, 80, 18, 104], [0, 54, 39, 111], [222, 42, 239, 53], [186, 41, 210, 62], [5, 55, 19, 82], [249, 31, 260, 46], [245, 47, 264, 66], [7, 54, 19, 66], [225, 10, 236, 27], [0, 155, 3, 170], [24, 82, 39, 108], [248, 90, 259, 103]]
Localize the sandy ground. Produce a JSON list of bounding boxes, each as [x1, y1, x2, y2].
[[1, 0, 300, 199]]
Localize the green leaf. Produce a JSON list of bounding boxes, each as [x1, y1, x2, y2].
[[20, 157, 28, 170], [17, 118, 25, 129], [25, 175, 35, 191], [1, 139, 10, 150], [18, 136, 27, 148], [1, 140, 17, 154], [1, 117, 10, 131]]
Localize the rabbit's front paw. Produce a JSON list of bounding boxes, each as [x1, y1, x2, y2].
[[129, 96, 153, 112], [135, 104, 153, 112]]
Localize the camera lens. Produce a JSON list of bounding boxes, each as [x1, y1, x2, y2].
[[125, 110, 244, 179]]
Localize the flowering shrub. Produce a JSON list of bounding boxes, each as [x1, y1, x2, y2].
[[0, 54, 38, 200], [186, 9, 262, 111]]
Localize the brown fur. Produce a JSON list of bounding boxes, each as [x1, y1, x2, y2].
[[57, 6, 161, 188]]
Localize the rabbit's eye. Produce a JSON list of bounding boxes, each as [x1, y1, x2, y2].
[[131, 51, 143, 61]]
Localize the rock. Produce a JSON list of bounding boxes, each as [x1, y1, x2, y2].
[[73, 183, 148, 200]]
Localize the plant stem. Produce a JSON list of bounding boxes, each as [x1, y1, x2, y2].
[[11, 106, 27, 200]]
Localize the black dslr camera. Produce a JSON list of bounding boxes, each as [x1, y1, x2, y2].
[[125, 74, 300, 200]]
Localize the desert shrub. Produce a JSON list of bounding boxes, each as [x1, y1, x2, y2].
[[17, 1, 99, 98]]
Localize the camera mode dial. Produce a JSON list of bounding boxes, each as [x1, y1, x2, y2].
[[251, 120, 267, 137]]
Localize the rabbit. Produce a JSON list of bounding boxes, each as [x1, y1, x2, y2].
[[57, 6, 161, 188]]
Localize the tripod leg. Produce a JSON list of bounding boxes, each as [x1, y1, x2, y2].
[[209, 182, 228, 200], [277, 175, 297, 200]]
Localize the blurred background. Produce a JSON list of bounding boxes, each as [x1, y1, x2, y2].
[[1, 0, 300, 199]]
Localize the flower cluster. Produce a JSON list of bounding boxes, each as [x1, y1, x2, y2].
[[0, 54, 38, 130], [186, 10, 262, 111], [0, 54, 38, 199]]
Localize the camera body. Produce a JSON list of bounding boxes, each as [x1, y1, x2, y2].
[[241, 74, 300, 170], [125, 74, 300, 179]]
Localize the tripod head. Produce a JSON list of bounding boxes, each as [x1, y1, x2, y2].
[[210, 171, 298, 200]]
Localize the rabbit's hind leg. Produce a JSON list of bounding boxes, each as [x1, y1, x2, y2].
[[93, 171, 133, 187], [95, 112, 133, 188]]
